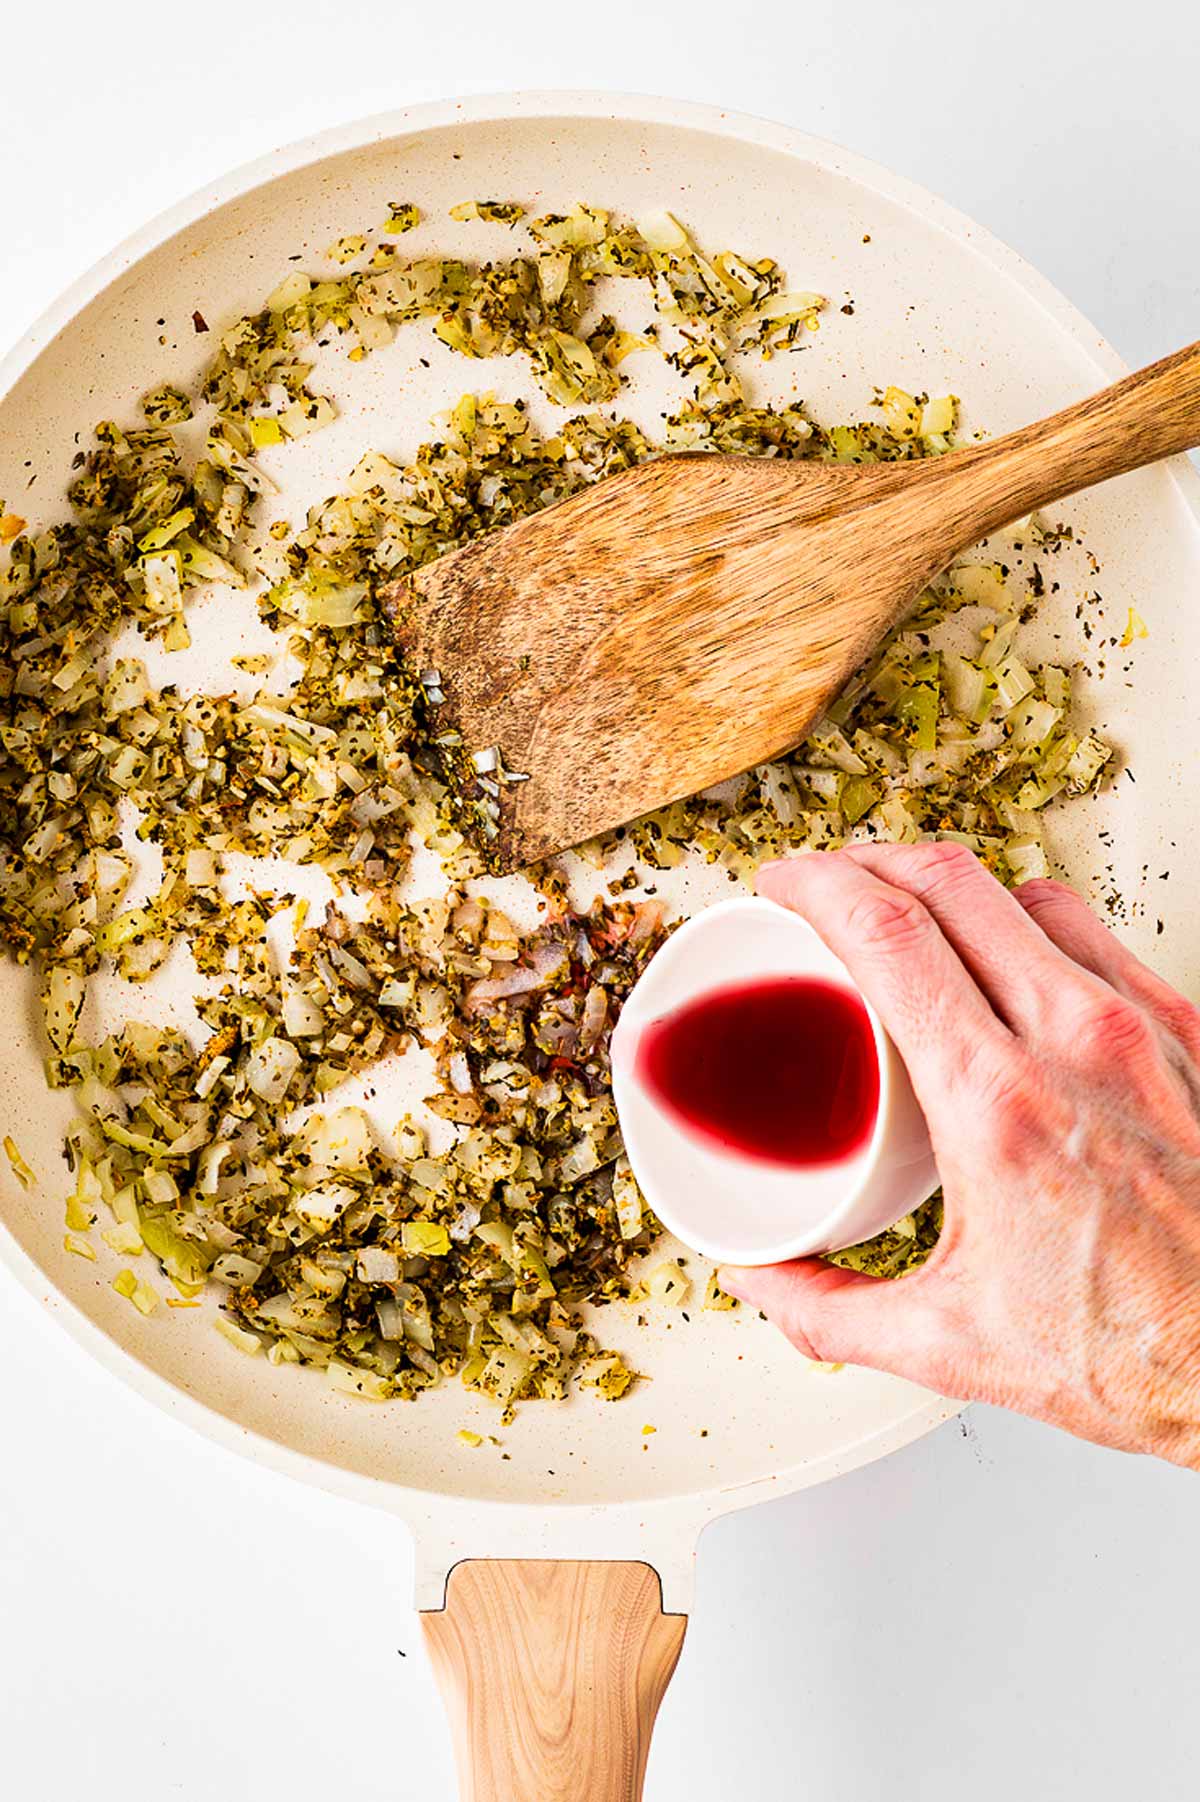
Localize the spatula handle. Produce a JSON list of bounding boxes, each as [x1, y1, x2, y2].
[[931, 338, 1200, 544], [422, 1560, 686, 1802]]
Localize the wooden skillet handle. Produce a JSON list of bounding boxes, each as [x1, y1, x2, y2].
[[422, 1561, 687, 1802]]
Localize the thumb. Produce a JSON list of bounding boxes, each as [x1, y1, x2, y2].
[[719, 1258, 949, 1386]]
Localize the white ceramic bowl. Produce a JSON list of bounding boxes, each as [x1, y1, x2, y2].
[[611, 897, 940, 1266]]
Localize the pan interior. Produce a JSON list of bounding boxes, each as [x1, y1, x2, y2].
[[2, 103, 1197, 1511]]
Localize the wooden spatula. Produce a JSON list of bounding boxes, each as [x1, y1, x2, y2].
[[384, 341, 1200, 870]]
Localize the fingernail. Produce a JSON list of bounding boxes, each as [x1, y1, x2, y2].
[[754, 860, 787, 896], [716, 1265, 752, 1303]]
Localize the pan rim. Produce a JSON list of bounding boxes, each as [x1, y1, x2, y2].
[[2, 88, 1195, 1530]]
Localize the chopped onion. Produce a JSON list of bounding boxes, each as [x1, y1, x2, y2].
[[0, 194, 1108, 1416], [356, 1246, 401, 1283], [245, 1037, 301, 1103], [212, 1251, 265, 1286]]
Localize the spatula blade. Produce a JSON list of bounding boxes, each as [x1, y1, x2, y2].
[[384, 453, 940, 869]]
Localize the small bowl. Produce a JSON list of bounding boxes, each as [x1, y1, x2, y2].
[[610, 896, 939, 1267]]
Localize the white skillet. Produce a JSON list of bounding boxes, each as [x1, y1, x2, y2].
[[2, 92, 1198, 1798]]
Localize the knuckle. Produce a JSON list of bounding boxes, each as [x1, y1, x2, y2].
[[1147, 989, 1200, 1054], [1014, 877, 1078, 921], [944, 1025, 1008, 1095], [844, 885, 931, 956], [918, 838, 980, 880], [968, 1051, 1046, 1156], [1069, 993, 1156, 1068], [911, 840, 992, 910], [878, 838, 983, 898]]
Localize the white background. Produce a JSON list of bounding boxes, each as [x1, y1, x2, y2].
[[3, 4, 1199, 1798]]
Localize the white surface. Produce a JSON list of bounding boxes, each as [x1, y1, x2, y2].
[[612, 899, 938, 1264], [2, 4, 1199, 1799]]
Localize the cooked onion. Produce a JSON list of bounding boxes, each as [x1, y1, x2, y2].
[[0, 195, 1110, 1413]]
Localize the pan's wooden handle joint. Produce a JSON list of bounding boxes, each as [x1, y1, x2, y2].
[[421, 1560, 687, 1802]]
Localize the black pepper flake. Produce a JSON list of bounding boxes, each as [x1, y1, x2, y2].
[[192, 310, 209, 333]]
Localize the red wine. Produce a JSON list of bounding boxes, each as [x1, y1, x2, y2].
[[636, 976, 879, 1168]]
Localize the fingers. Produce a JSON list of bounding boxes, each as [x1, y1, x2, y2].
[[1014, 878, 1200, 1059], [832, 841, 1104, 1039], [719, 1258, 955, 1390], [756, 849, 1010, 1113]]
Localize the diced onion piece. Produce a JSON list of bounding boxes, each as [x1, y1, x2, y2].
[[282, 987, 326, 1037], [356, 1246, 401, 1283], [113, 1268, 158, 1316], [245, 1036, 301, 1103], [141, 1215, 211, 1286], [215, 1316, 263, 1356], [212, 1251, 265, 1286], [295, 1107, 373, 1171], [3, 1136, 36, 1191], [327, 1361, 390, 1401], [266, 271, 313, 312], [1005, 835, 1049, 882], [103, 1222, 144, 1256], [978, 617, 1020, 669], [1065, 732, 1112, 793], [993, 656, 1036, 711], [184, 848, 219, 887], [1008, 696, 1060, 749], [402, 1221, 451, 1257], [613, 1156, 644, 1241], [559, 1136, 600, 1185], [578, 1352, 635, 1401], [703, 1271, 738, 1311], [943, 653, 996, 725], [294, 1183, 358, 1228], [196, 1142, 232, 1197], [919, 395, 956, 438], [478, 1343, 533, 1407], [279, 395, 337, 438], [1119, 607, 1149, 648], [646, 1260, 692, 1307], [806, 719, 868, 774], [953, 562, 1011, 612]]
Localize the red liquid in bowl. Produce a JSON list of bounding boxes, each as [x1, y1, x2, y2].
[[635, 976, 879, 1168]]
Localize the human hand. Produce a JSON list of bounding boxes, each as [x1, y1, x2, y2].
[[719, 842, 1200, 1469]]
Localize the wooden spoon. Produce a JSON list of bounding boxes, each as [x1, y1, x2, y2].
[[384, 341, 1200, 870]]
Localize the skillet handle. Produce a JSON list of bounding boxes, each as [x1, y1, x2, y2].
[[422, 1560, 687, 1801]]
